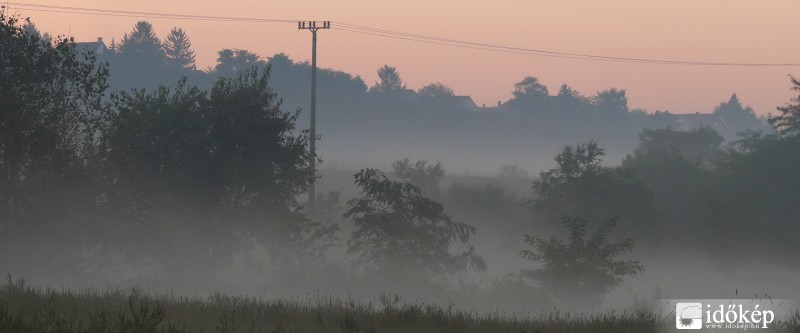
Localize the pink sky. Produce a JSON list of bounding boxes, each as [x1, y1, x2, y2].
[[10, 0, 800, 116]]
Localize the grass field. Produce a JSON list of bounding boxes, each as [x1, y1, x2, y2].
[[1, 276, 798, 333]]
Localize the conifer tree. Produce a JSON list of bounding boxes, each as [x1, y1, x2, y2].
[[164, 27, 196, 70]]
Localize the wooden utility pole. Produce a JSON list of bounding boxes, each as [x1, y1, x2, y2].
[[298, 21, 330, 212]]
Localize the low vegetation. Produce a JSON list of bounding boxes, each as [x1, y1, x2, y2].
[[3, 277, 800, 333], [0, 277, 663, 333]]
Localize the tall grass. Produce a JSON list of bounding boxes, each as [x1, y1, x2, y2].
[[1, 276, 798, 332]]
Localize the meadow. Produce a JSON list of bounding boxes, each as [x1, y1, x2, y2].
[[2, 276, 799, 333]]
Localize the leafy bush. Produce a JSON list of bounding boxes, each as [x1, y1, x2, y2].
[[519, 216, 644, 306]]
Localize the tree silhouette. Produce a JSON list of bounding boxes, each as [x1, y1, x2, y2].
[[593, 88, 629, 115], [553, 84, 591, 113], [99, 68, 319, 266], [371, 65, 405, 94], [22, 21, 51, 45], [520, 216, 644, 305], [213, 49, 266, 77], [344, 169, 485, 279], [119, 21, 165, 64], [163, 27, 196, 70], [770, 75, 800, 136], [713, 93, 762, 133], [267, 52, 293, 69], [513, 76, 549, 99], [507, 76, 550, 111], [418, 82, 454, 98]]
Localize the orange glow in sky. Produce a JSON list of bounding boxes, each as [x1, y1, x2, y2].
[[10, 0, 800, 115]]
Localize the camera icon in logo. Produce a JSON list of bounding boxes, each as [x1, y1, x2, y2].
[[676, 303, 703, 329]]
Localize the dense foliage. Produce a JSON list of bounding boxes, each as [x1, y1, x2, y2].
[[520, 216, 644, 306], [0, 11, 108, 257], [344, 169, 486, 279], [530, 141, 658, 245]]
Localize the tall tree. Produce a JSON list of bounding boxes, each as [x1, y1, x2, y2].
[[371, 65, 405, 94], [507, 76, 550, 112], [713, 93, 762, 133], [118, 21, 166, 64], [770, 75, 800, 136], [163, 27, 196, 70]]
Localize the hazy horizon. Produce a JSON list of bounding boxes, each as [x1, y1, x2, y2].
[[9, 0, 800, 116]]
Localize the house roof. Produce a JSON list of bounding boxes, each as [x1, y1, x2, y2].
[[451, 96, 477, 110], [75, 37, 107, 55], [673, 112, 731, 133]]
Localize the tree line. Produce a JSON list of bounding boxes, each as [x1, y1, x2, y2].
[[47, 20, 770, 143]]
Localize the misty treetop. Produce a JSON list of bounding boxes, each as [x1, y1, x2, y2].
[[119, 21, 166, 64], [345, 169, 486, 279], [391, 158, 445, 200], [371, 65, 406, 94]]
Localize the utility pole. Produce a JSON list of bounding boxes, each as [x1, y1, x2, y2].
[[298, 21, 330, 212]]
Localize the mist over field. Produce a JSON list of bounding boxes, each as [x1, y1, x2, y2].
[[2, 9, 800, 332]]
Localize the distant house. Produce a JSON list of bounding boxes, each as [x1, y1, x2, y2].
[[421, 95, 479, 111], [450, 96, 478, 110], [478, 101, 503, 112], [75, 37, 107, 56], [673, 112, 731, 134]]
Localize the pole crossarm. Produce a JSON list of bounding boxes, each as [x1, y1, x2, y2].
[[298, 21, 331, 31]]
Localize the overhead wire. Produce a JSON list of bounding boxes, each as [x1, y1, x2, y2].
[[5, 2, 298, 23], [334, 22, 800, 66]]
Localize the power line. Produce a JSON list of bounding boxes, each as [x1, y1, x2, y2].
[[5, 2, 298, 23], [334, 27, 668, 64], [334, 22, 800, 66], [6, 2, 800, 67]]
